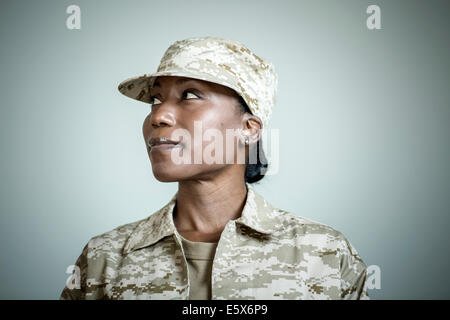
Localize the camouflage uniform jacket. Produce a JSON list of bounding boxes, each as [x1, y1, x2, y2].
[[60, 183, 369, 300]]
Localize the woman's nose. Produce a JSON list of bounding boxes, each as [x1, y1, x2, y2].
[[151, 103, 176, 128]]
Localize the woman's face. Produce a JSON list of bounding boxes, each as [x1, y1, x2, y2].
[[142, 76, 247, 182]]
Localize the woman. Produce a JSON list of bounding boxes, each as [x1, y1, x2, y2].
[[60, 36, 369, 300]]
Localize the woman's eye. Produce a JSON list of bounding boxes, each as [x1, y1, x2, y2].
[[183, 91, 198, 100], [150, 96, 162, 105], [149, 91, 199, 106]]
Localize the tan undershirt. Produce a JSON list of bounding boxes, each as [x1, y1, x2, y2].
[[180, 235, 218, 300]]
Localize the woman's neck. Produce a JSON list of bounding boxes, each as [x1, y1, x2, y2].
[[173, 175, 247, 242]]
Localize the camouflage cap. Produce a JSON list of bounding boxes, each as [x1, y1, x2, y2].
[[118, 36, 278, 129]]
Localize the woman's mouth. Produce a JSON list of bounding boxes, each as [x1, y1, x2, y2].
[[149, 137, 182, 152]]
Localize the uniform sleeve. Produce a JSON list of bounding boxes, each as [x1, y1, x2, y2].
[[339, 237, 370, 300], [59, 243, 89, 300]]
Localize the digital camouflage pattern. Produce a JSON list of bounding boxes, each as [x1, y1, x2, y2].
[[60, 183, 369, 300], [117, 36, 278, 129]]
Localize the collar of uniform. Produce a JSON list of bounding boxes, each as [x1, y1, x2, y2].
[[234, 183, 280, 235], [123, 183, 279, 254], [123, 192, 178, 255]]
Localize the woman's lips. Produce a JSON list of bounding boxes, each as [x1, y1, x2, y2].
[[149, 137, 182, 152], [150, 143, 183, 152]]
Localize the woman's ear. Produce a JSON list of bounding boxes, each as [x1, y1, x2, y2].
[[241, 114, 263, 145]]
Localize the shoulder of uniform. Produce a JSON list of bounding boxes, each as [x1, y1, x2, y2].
[[273, 208, 353, 247], [276, 208, 364, 259], [86, 216, 148, 254], [275, 208, 339, 231]]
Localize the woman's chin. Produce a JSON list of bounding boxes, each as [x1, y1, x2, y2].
[[152, 168, 183, 182]]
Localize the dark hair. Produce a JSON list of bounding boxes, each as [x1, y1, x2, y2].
[[236, 96, 269, 184]]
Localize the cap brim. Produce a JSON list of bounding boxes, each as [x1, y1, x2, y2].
[[118, 70, 241, 104]]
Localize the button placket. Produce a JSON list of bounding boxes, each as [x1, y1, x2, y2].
[[211, 220, 235, 299], [171, 233, 190, 299]]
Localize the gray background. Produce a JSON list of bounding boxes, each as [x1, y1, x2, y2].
[[1, 0, 449, 299]]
